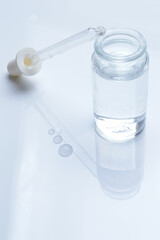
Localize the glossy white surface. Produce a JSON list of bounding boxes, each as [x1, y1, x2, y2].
[[0, 0, 160, 239]]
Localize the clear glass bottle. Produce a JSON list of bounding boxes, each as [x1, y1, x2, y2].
[[92, 28, 149, 142]]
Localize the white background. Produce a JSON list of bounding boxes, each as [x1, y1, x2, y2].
[[0, 0, 160, 240]]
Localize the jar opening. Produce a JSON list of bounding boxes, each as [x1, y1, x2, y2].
[[94, 28, 147, 62]]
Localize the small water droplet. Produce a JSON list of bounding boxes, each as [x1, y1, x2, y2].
[[48, 129, 55, 135], [58, 144, 73, 157], [53, 135, 63, 144]]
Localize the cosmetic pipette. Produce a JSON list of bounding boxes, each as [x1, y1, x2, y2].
[[7, 26, 106, 77]]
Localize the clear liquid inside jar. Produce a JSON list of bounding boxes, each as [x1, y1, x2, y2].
[[92, 28, 149, 142]]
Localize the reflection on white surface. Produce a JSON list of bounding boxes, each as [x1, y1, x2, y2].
[[95, 131, 145, 199]]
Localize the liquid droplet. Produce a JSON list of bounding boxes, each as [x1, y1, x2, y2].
[[58, 144, 73, 157], [48, 129, 55, 135], [53, 135, 63, 144]]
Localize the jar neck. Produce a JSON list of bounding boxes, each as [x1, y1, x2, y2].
[[94, 28, 147, 63]]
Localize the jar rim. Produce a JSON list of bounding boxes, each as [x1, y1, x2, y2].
[[94, 28, 147, 62]]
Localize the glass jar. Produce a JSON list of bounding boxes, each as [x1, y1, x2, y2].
[[92, 28, 149, 142]]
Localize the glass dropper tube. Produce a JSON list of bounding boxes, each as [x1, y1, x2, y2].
[[30, 26, 106, 64]]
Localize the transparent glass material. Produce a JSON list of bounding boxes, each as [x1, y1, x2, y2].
[[92, 29, 149, 142]]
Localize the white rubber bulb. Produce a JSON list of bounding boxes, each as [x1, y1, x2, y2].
[[7, 48, 41, 77]]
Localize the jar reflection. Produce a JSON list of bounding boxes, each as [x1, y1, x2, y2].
[[95, 131, 145, 199]]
